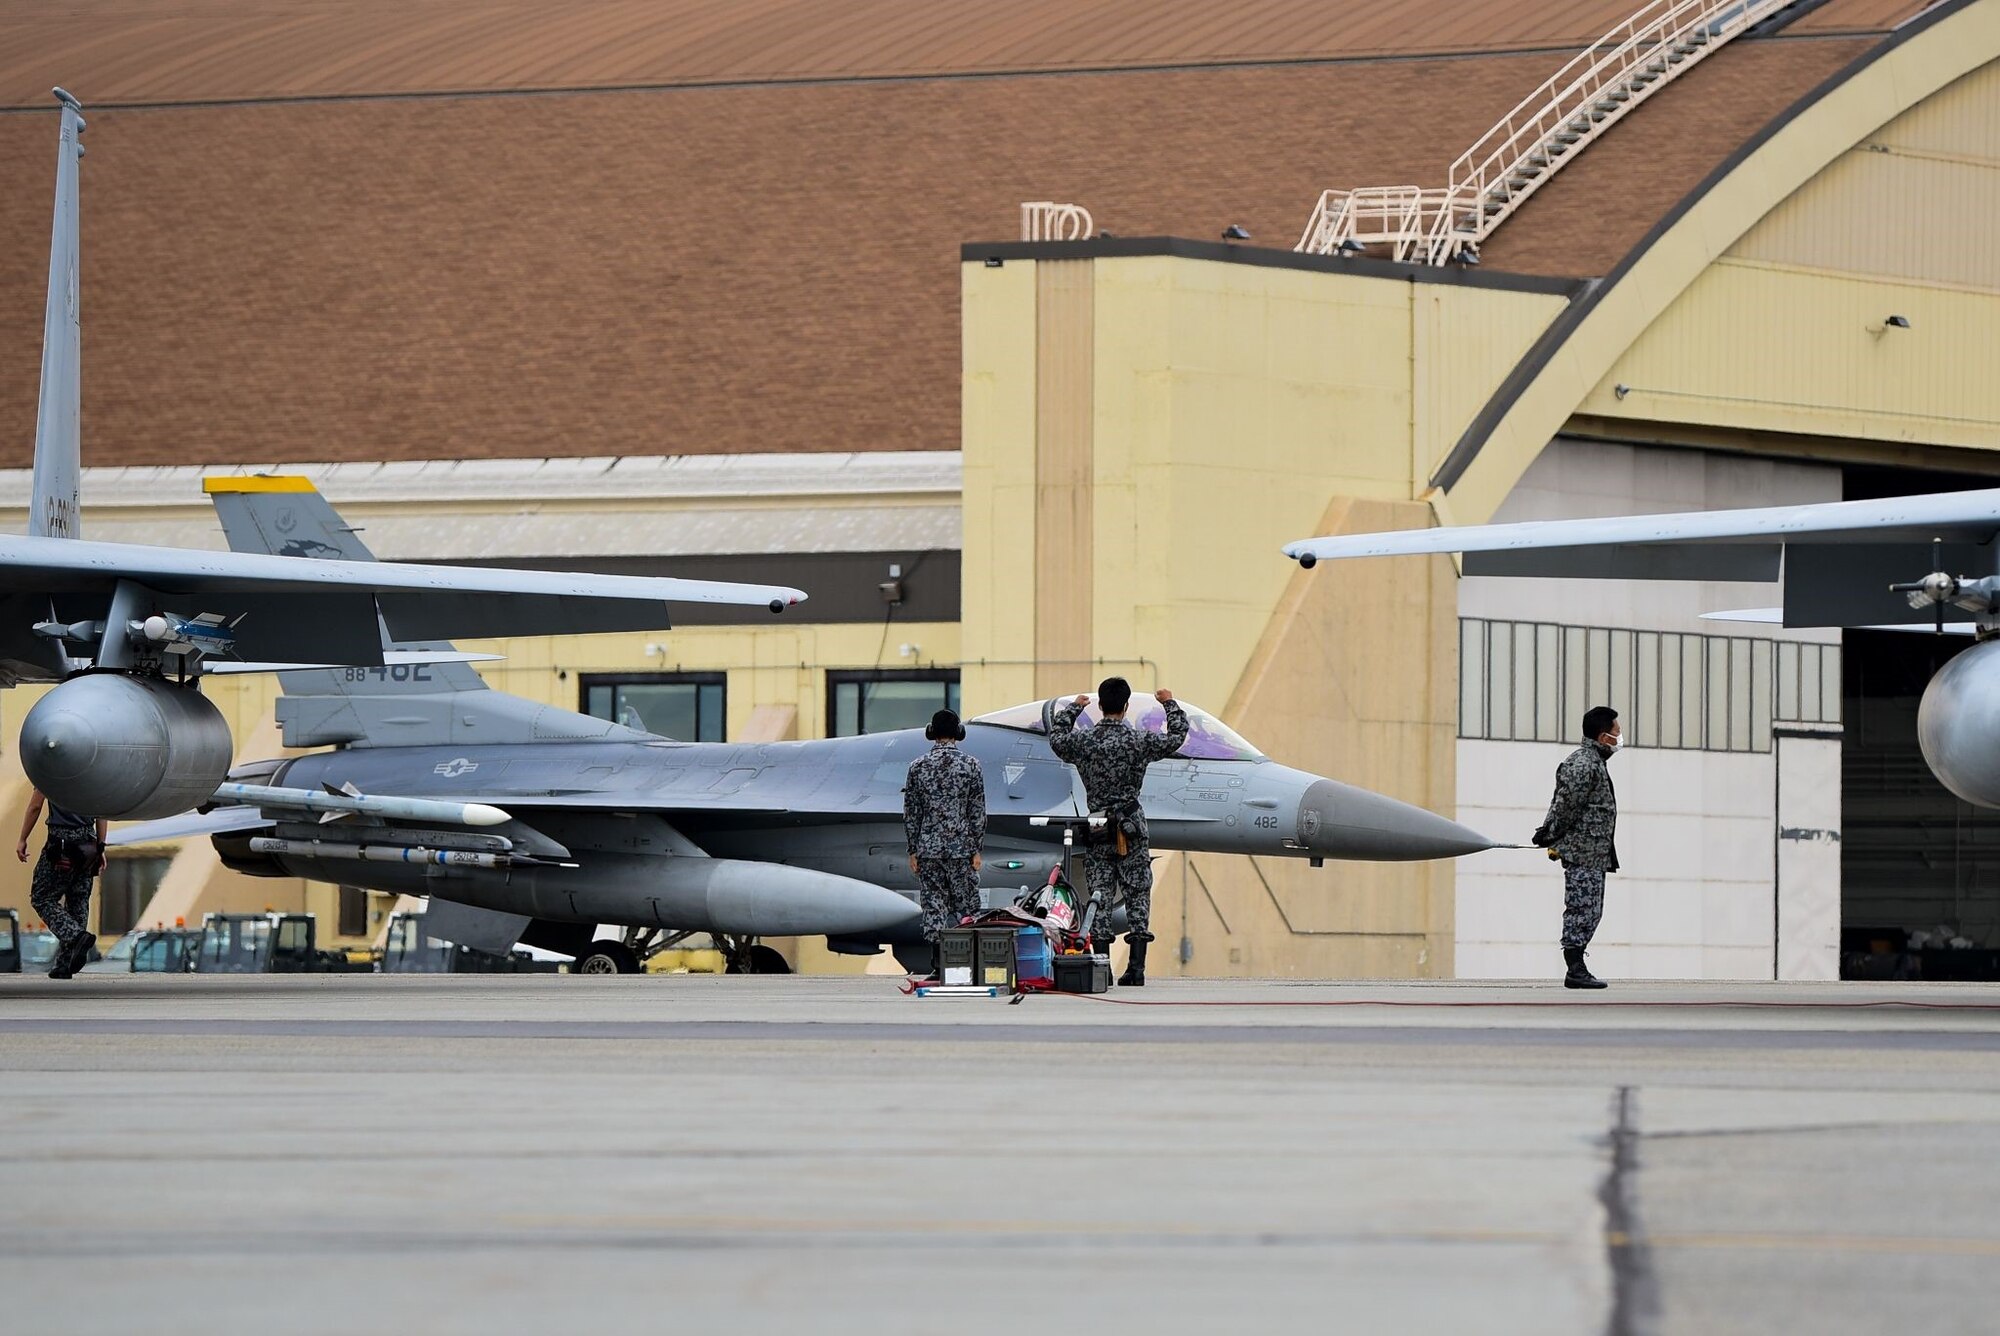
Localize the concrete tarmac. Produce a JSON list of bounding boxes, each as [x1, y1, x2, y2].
[[4, 975, 2000, 1335]]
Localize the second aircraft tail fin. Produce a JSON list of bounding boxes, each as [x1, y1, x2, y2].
[[205, 475, 490, 698], [205, 475, 647, 750], [30, 89, 85, 541]]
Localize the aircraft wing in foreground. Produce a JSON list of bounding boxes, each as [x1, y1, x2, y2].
[[1283, 487, 2000, 808]]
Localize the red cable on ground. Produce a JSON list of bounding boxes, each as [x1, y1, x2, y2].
[[1041, 993, 2000, 1011]]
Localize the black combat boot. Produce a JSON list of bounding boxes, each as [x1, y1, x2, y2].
[[50, 931, 95, 980], [1562, 947, 1606, 990], [1118, 934, 1149, 987]]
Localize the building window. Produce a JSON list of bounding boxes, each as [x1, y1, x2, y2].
[[581, 673, 726, 741], [338, 886, 369, 938], [98, 855, 172, 936], [1458, 618, 1839, 753], [827, 670, 961, 737]]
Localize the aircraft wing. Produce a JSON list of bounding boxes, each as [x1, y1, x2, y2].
[[1283, 488, 2000, 628], [0, 534, 806, 665], [1284, 488, 2000, 565]]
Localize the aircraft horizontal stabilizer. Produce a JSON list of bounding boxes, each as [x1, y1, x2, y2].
[[108, 806, 269, 847], [203, 650, 503, 675]]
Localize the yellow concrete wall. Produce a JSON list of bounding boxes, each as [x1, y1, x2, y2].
[[961, 258, 1040, 712], [1034, 259, 1096, 698], [1582, 58, 2000, 449], [962, 251, 1566, 975], [1441, 4, 2000, 522], [1147, 498, 1461, 977], [1579, 260, 2000, 448], [1732, 58, 2000, 292]]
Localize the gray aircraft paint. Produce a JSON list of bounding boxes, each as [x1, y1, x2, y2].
[[203, 717, 1494, 951], [162, 483, 1497, 956], [32, 91, 83, 544]]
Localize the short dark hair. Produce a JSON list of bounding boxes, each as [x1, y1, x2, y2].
[[1581, 705, 1619, 741], [925, 709, 964, 741], [1098, 676, 1132, 714]]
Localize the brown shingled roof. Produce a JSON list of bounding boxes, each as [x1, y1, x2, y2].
[[0, 7, 1906, 470], [0, 0, 1928, 106]]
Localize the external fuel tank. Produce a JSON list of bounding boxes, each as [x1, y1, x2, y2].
[[19, 674, 233, 819]]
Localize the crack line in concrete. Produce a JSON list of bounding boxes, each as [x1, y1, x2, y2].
[[1601, 1085, 1659, 1336]]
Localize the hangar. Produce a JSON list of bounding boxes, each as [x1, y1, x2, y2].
[[0, 0, 1993, 978]]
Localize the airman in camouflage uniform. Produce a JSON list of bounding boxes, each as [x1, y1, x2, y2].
[[1538, 704, 1621, 990], [1048, 677, 1188, 985], [903, 709, 987, 965], [16, 787, 107, 980]]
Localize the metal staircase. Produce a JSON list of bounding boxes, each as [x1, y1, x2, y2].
[[1297, 0, 1796, 264]]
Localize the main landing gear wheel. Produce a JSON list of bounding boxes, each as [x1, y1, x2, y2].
[[723, 942, 792, 975], [573, 941, 642, 975]]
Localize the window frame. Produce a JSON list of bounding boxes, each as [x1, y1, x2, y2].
[[825, 669, 962, 738], [1457, 617, 1838, 754], [579, 671, 727, 742]]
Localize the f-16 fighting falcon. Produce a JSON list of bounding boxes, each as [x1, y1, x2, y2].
[[7, 91, 802, 822], [112, 483, 1497, 975], [1283, 487, 2000, 812]]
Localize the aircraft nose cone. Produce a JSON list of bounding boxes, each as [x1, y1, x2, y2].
[[1298, 778, 1495, 861]]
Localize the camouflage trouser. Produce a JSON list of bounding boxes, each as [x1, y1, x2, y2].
[[1560, 864, 1605, 950], [30, 842, 95, 944], [915, 857, 981, 943], [1081, 839, 1152, 941]]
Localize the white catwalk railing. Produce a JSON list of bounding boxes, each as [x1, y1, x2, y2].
[[1297, 0, 1794, 264]]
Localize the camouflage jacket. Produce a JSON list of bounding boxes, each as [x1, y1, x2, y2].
[[1543, 743, 1619, 872], [1048, 699, 1189, 823], [903, 741, 988, 859]]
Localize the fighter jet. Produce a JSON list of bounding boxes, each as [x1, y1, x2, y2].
[[112, 483, 1496, 974], [1283, 488, 2000, 810], [6, 92, 803, 820]]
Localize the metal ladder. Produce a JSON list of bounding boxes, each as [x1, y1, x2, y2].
[[1297, 0, 1796, 264]]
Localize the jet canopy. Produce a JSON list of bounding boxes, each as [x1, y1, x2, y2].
[[971, 696, 1265, 762]]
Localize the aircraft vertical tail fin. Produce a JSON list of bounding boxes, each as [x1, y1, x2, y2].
[[206, 476, 648, 749], [31, 89, 85, 541], [205, 476, 490, 697]]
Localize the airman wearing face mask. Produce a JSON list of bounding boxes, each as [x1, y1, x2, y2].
[[1533, 705, 1621, 989]]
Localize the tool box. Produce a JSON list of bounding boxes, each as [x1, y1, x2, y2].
[[975, 926, 1018, 989], [938, 927, 978, 986], [1053, 952, 1111, 994]]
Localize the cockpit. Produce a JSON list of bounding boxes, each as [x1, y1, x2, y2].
[[971, 696, 1266, 762]]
